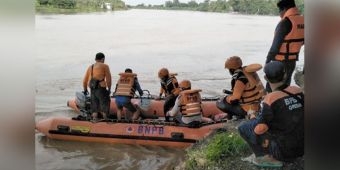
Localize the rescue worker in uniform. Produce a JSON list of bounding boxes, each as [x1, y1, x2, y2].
[[238, 61, 304, 168], [156, 68, 181, 122], [265, 0, 304, 92], [83, 52, 112, 120], [114, 68, 143, 120], [216, 56, 265, 120], [166, 80, 213, 125]]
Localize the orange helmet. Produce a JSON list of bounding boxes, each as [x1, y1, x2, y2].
[[179, 80, 191, 90], [158, 68, 169, 78], [225, 56, 242, 69]]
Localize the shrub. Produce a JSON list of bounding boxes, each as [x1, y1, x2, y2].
[[38, 0, 49, 5], [185, 132, 250, 169], [205, 132, 249, 161]]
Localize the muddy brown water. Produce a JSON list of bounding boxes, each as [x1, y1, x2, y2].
[[35, 9, 304, 170]]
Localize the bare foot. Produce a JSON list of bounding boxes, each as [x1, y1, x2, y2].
[[213, 113, 228, 121]]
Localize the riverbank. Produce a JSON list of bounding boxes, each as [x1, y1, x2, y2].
[[35, 0, 127, 14], [36, 6, 127, 14], [129, 0, 304, 16], [179, 70, 305, 170], [177, 120, 304, 170]]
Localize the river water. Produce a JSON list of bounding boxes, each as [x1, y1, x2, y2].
[[35, 9, 304, 170]]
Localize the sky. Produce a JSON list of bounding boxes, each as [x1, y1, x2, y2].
[[124, 0, 205, 5]]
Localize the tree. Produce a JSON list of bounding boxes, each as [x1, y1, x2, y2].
[[38, 0, 49, 5], [188, 0, 198, 8], [228, 0, 280, 15], [209, 0, 229, 12], [228, 0, 241, 12], [295, 0, 304, 14], [197, 0, 209, 11], [173, 0, 180, 6], [136, 3, 145, 8], [165, 1, 173, 8]]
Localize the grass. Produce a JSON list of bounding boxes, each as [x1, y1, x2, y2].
[[182, 122, 304, 170], [185, 131, 250, 170]]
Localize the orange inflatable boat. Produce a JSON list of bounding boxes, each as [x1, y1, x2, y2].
[[36, 117, 227, 148], [67, 91, 223, 118]]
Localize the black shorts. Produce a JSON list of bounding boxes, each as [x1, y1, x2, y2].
[[164, 94, 178, 114], [91, 87, 110, 114], [216, 96, 246, 118]]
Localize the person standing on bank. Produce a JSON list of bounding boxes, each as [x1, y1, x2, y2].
[[83, 52, 112, 120], [114, 68, 143, 120], [157, 68, 180, 122], [265, 0, 304, 92], [238, 61, 304, 168]]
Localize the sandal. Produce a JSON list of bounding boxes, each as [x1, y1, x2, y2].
[[253, 155, 283, 168]]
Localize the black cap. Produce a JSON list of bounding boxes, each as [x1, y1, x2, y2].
[[125, 68, 132, 73], [95, 52, 105, 60], [264, 61, 286, 83], [277, 0, 296, 11]]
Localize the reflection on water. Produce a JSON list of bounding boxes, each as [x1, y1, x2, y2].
[[35, 9, 304, 170], [36, 134, 185, 170]]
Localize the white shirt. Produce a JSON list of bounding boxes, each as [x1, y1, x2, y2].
[[166, 95, 202, 124]]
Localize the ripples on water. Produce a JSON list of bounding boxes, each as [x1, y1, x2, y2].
[[35, 9, 304, 170], [36, 134, 185, 170]]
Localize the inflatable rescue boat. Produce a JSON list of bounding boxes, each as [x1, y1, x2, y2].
[[36, 117, 227, 148], [67, 90, 223, 118]]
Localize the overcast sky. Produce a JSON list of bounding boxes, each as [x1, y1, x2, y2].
[[124, 0, 206, 5]]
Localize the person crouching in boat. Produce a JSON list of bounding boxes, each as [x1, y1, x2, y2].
[[166, 80, 213, 125], [82, 52, 112, 120], [216, 56, 266, 120], [113, 68, 143, 120], [156, 68, 181, 122]]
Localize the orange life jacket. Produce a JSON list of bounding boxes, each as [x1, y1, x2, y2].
[[240, 64, 266, 112], [115, 73, 136, 97], [179, 89, 203, 117], [275, 7, 304, 61]]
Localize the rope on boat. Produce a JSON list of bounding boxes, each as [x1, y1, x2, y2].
[[77, 116, 227, 128]]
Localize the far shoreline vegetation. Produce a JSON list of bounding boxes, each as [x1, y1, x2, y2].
[[131, 0, 304, 15], [35, 0, 127, 14], [36, 0, 304, 15]]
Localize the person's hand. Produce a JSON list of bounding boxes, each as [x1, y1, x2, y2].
[[247, 109, 256, 119], [223, 89, 232, 94], [155, 94, 162, 100], [83, 90, 89, 96], [227, 96, 239, 105], [230, 99, 239, 105]]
